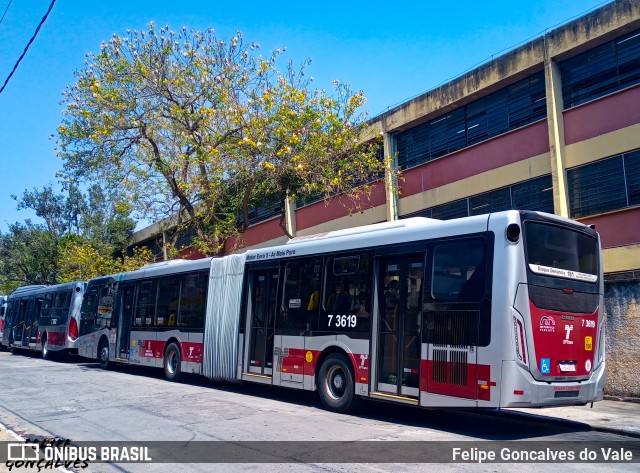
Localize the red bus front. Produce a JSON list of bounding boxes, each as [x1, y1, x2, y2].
[[504, 213, 605, 407]]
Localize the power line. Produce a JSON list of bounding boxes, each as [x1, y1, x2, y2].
[[0, 0, 14, 27], [0, 0, 57, 96]]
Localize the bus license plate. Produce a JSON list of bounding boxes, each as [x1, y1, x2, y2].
[[558, 362, 576, 372]]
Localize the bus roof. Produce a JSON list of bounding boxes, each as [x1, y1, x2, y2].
[[8, 282, 85, 299]]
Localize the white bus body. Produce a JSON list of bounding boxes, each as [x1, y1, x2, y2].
[[76, 210, 605, 411]]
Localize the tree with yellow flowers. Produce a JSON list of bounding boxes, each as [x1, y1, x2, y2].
[[57, 24, 383, 255]]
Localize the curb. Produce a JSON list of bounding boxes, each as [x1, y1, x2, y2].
[[0, 421, 24, 442]]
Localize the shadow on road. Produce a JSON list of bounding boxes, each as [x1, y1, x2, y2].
[[67, 358, 596, 441]]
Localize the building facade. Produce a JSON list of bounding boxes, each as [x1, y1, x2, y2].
[[132, 0, 640, 397]]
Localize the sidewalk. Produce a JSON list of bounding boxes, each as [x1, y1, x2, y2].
[[507, 399, 640, 438]]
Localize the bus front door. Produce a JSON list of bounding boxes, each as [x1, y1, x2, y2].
[[21, 298, 37, 348], [11, 299, 27, 346], [246, 268, 279, 378], [116, 284, 136, 360], [376, 256, 424, 399]]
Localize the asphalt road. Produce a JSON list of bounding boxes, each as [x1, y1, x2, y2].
[[0, 350, 637, 473]]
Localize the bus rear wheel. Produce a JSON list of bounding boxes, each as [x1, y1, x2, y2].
[[163, 343, 182, 382], [318, 353, 357, 413], [98, 338, 111, 370], [41, 335, 52, 360]]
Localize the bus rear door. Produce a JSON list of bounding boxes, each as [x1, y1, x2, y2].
[[245, 267, 279, 379], [375, 254, 424, 400], [116, 284, 136, 361]]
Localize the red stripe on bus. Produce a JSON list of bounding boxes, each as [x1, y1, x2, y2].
[[421, 360, 492, 401], [46, 331, 66, 347], [181, 342, 203, 364], [282, 348, 369, 382], [137, 340, 204, 364]]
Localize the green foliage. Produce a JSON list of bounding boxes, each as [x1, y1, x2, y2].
[[0, 184, 149, 290], [0, 221, 59, 292], [58, 24, 385, 253]]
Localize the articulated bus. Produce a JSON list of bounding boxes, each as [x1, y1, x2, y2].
[[76, 210, 605, 412], [1, 282, 86, 358]]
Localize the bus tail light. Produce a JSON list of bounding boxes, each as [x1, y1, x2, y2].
[[0, 318, 4, 332], [68, 317, 78, 341]]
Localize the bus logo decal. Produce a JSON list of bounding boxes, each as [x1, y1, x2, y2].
[[539, 316, 555, 333], [563, 325, 574, 345]]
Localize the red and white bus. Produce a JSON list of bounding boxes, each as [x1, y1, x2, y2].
[[1, 282, 86, 358], [76, 210, 606, 412]]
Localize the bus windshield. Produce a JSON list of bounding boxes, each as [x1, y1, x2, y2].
[[524, 221, 598, 282]]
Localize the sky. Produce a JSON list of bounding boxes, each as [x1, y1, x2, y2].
[[0, 0, 613, 233]]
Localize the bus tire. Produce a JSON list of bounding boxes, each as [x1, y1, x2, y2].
[[318, 353, 356, 413], [41, 335, 52, 360], [98, 338, 111, 370], [163, 343, 182, 382]]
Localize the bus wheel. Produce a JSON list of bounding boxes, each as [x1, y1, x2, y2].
[[163, 343, 182, 382], [98, 338, 111, 370], [41, 336, 52, 360], [318, 353, 356, 413]]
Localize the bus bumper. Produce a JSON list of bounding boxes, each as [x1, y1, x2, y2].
[[499, 360, 606, 408]]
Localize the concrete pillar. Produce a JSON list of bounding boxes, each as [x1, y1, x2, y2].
[[284, 193, 297, 237], [544, 45, 570, 218], [162, 230, 169, 261], [384, 132, 399, 221]]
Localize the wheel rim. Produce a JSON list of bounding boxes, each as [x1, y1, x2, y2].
[[325, 365, 346, 401], [167, 350, 178, 375], [100, 344, 109, 364]]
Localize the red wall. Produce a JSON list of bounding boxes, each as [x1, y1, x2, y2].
[[177, 247, 206, 260], [225, 218, 284, 252], [564, 85, 640, 145], [578, 207, 640, 249], [296, 181, 387, 231], [400, 121, 550, 198]]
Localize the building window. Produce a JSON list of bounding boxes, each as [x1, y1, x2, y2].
[[511, 176, 555, 214], [561, 29, 640, 108], [403, 175, 553, 220], [469, 187, 511, 216], [237, 201, 281, 227], [174, 225, 197, 250], [395, 72, 546, 169], [568, 149, 640, 218], [433, 200, 469, 220]]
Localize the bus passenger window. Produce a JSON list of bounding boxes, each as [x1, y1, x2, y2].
[[178, 273, 207, 329], [136, 281, 157, 327], [431, 239, 485, 302], [325, 281, 351, 312], [156, 277, 180, 327], [323, 253, 371, 332], [280, 257, 322, 334]]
